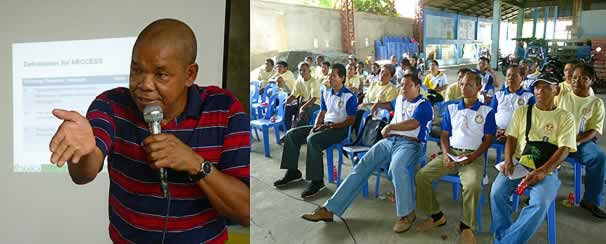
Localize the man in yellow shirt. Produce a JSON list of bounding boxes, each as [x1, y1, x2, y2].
[[258, 58, 276, 88], [560, 62, 595, 96], [283, 62, 322, 129], [444, 68, 471, 101], [352, 64, 399, 134], [271, 61, 296, 94], [318, 61, 331, 89], [345, 63, 362, 94], [423, 60, 448, 95], [314, 55, 326, 80], [556, 64, 606, 218], [491, 73, 577, 243]]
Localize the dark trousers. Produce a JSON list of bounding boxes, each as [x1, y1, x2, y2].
[[280, 125, 348, 181]]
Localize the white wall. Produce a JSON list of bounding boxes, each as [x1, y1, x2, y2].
[[579, 10, 606, 38], [251, 0, 414, 68], [0, 0, 226, 243]]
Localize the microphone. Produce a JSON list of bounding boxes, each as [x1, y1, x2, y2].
[[143, 105, 168, 198]]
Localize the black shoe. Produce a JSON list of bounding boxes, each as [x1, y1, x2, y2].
[[580, 200, 606, 219], [273, 170, 303, 187], [301, 181, 326, 199]]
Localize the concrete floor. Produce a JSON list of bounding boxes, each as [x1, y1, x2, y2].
[[250, 67, 606, 244]]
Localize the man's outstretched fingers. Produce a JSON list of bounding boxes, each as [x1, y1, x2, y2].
[[52, 109, 81, 122], [58, 146, 77, 167], [51, 142, 69, 164]]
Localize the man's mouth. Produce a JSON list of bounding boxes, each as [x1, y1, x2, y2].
[[135, 96, 160, 105]]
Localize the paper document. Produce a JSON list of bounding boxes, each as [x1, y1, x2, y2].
[[448, 154, 468, 163], [495, 160, 530, 180]]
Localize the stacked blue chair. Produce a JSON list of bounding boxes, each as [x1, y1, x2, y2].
[[250, 91, 288, 157]]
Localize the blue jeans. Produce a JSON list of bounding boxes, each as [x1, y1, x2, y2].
[[324, 137, 422, 217], [490, 171, 561, 244], [571, 141, 606, 206]]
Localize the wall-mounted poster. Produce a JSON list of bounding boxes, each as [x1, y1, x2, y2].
[[478, 22, 492, 41], [426, 15, 455, 39], [458, 18, 475, 40]]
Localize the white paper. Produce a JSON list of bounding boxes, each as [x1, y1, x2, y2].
[[495, 160, 530, 180], [448, 153, 468, 163]]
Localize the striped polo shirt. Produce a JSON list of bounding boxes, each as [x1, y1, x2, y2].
[[86, 84, 250, 243]]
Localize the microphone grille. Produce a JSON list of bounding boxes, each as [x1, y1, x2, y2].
[[143, 105, 163, 123]]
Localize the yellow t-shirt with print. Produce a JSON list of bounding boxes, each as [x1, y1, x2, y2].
[[345, 75, 361, 90], [555, 88, 604, 135], [559, 82, 595, 96], [444, 82, 462, 101], [291, 76, 322, 105], [506, 105, 577, 169], [423, 72, 447, 90], [258, 69, 276, 88], [271, 70, 296, 93], [363, 81, 399, 104]]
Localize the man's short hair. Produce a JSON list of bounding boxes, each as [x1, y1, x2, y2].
[[298, 61, 310, 70], [479, 56, 490, 64], [401, 57, 411, 66], [265, 58, 274, 66], [316, 55, 325, 61], [383, 64, 396, 77], [304, 56, 312, 61], [276, 61, 288, 68], [458, 68, 472, 75], [135, 18, 197, 66], [404, 70, 422, 86], [332, 63, 347, 81], [430, 59, 439, 67], [321, 61, 331, 67], [357, 61, 365, 67], [466, 71, 482, 87], [575, 63, 597, 80]]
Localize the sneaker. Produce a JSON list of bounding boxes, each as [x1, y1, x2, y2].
[[460, 229, 476, 244], [580, 200, 606, 219], [416, 215, 447, 232], [301, 181, 326, 199], [273, 170, 303, 187], [393, 212, 416, 233], [301, 207, 334, 222]]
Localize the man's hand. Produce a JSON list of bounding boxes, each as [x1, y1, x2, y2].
[[442, 156, 455, 169], [370, 103, 379, 115], [298, 107, 309, 122], [496, 129, 506, 140], [381, 124, 391, 139], [49, 109, 96, 167], [312, 124, 329, 133], [523, 168, 547, 186], [457, 152, 474, 166], [502, 160, 514, 177], [143, 133, 202, 175]]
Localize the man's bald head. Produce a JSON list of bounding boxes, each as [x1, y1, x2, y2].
[[134, 18, 197, 66]]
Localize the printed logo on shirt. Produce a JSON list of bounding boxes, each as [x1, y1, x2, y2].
[[474, 114, 485, 124], [517, 98, 525, 106], [544, 123, 555, 135], [338, 100, 344, 108], [407, 105, 415, 114]]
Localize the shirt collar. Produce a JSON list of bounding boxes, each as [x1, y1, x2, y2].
[[504, 87, 525, 95], [331, 86, 350, 96], [405, 94, 423, 103], [457, 99, 482, 111], [177, 85, 203, 121]]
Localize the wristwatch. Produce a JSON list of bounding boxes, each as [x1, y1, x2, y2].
[[190, 160, 213, 182]]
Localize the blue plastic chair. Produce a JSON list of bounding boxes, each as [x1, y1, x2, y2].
[[341, 110, 373, 197], [565, 157, 584, 205], [427, 100, 459, 144], [374, 121, 431, 208], [250, 91, 288, 157], [510, 189, 557, 244], [251, 82, 277, 120]]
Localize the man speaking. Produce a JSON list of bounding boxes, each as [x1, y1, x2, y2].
[[48, 19, 250, 243]]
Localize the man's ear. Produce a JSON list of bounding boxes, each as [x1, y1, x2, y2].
[[185, 63, 199, 87]]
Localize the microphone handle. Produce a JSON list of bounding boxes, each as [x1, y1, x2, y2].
[[150, 121, 169, 198]]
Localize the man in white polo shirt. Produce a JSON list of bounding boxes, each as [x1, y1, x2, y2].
[[300, 73, 433, 234], [490, 66, 535, 143], [474, 57, 497, 104], [415, 71, 496, 244], [274, 63, 357, 199]]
